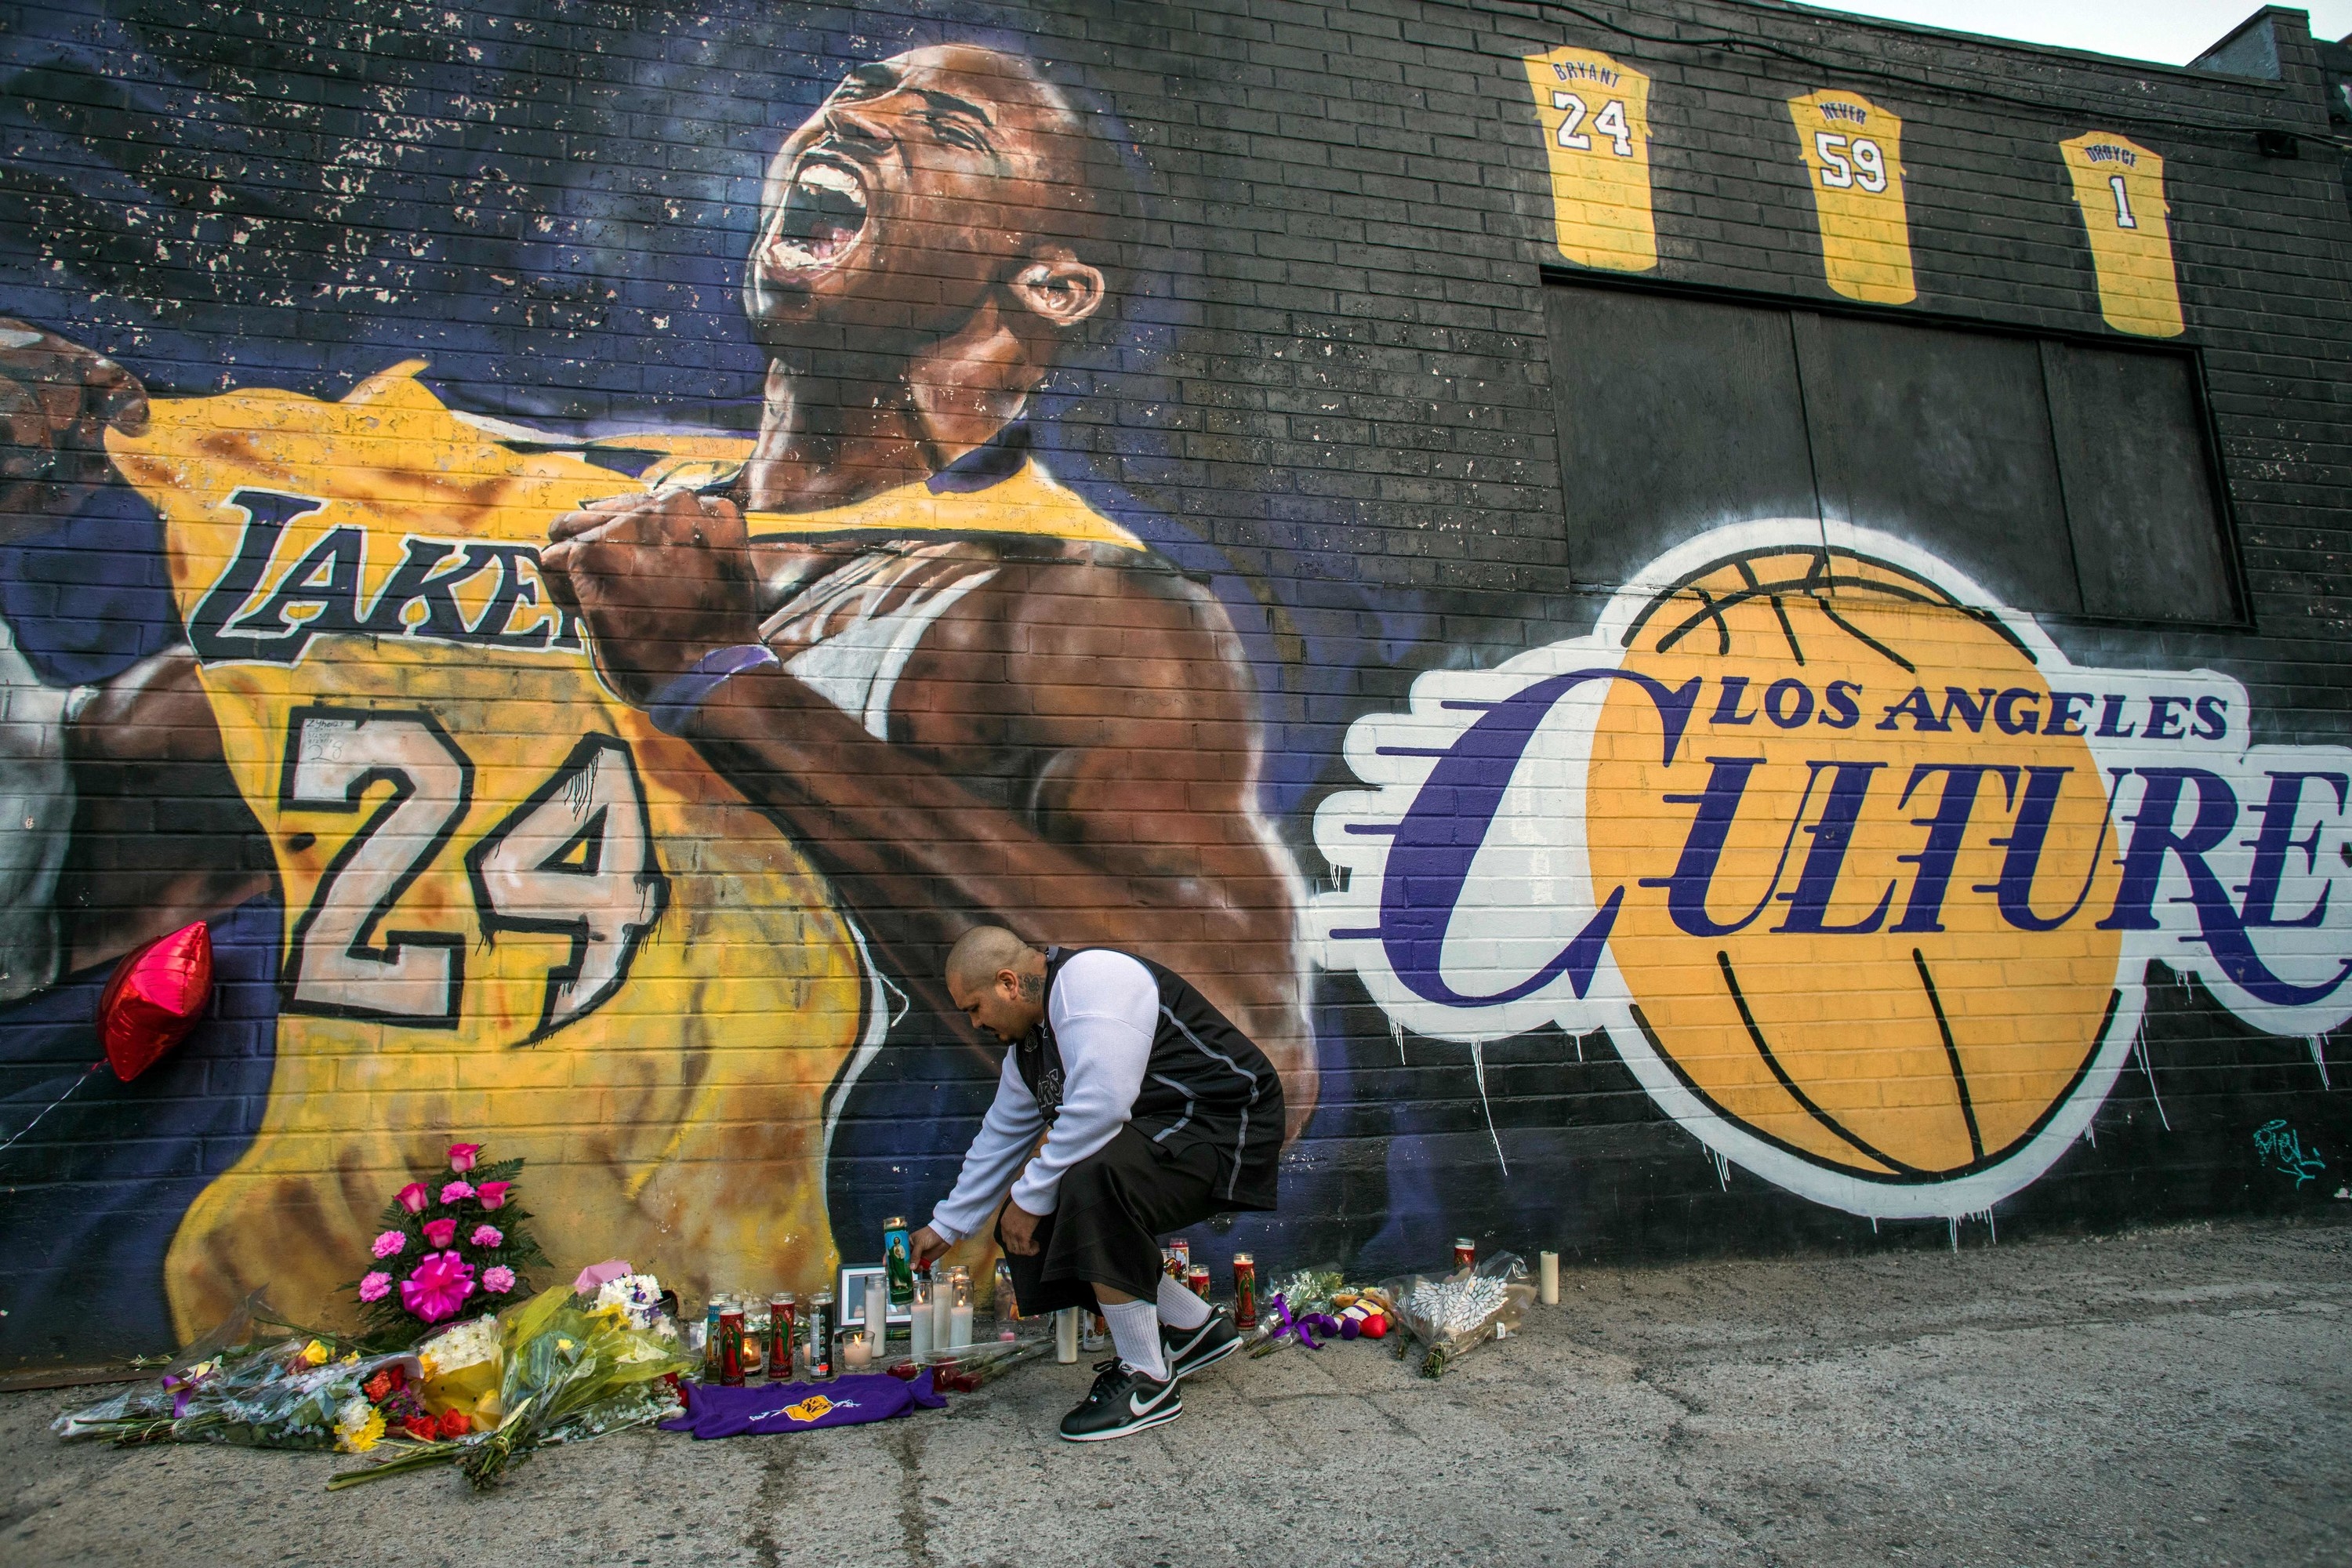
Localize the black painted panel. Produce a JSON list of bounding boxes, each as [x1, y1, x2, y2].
[[2042, 342, 2238, 624], [1545, 285, 1823, 587], [1792, 311, 2083, 615]]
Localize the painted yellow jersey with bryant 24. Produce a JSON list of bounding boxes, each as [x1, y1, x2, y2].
[[100, 361, 1053, 1337]]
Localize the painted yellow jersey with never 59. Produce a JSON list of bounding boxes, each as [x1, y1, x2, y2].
[[108, 363, 866, 1338], [1521, 46, 1657, 273], [2060, 132, 2183, 339], [1788, 89, 1915, 306]]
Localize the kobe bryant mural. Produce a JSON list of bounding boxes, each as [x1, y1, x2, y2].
[[0, 0, 2345, 1367]]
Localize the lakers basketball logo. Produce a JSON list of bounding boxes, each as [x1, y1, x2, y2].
[[1314, 521, 2352, 1218]]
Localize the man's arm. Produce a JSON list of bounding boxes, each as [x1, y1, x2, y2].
[[540, 492, 1315, 1136], [0, 321, 271, 973], [64, 651, 273, 968]]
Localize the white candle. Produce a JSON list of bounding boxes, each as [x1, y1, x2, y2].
[[949, 1304, 973, 1348], [1054, 1307, 1079, 1363], [931, 1274, 954, 1348], [1539, 1250, 1560, 1306], [909, 1301, 933, 1360], [865, 1277, 890, 1356], [842, 1332, 872, 1370]]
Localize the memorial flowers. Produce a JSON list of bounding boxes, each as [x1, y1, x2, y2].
[[350, 1141, 546, 1344]]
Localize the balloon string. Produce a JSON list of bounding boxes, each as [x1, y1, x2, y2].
[[0, 1059, 105, 1156]]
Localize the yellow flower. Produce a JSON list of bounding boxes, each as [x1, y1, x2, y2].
[[333, 1396, 385, 1455], [298, 1340, 331, 1368]]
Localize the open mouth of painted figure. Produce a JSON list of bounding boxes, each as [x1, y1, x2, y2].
[[765, 160, 869, 272]]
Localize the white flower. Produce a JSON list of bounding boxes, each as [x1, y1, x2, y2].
[[418, 1313, 502, 1377], [590, 1272, 664, 1330]]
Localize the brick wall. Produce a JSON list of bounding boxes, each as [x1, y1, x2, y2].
[[2, 0, 2350, 1367]]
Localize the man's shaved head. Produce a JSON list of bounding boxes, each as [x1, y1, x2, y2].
[[946, 924, 1036, 995]]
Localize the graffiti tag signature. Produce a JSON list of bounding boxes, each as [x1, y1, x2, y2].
[[2254, 1120, 2327, 1187]]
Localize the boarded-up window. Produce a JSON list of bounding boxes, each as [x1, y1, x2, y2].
[[1546, 283, 2239, 624]]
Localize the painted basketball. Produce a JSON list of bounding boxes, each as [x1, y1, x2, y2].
[[1585, 546, 2124, 1182]]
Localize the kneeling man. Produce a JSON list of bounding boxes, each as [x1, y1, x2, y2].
[[910, 927, 1283, 1441]]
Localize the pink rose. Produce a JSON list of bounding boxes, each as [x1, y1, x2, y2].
[[440, 1180, 475, 1204], [476, 1181, 511, 1210], [470, 1224, 503, 1248], [370, 1229, 408, 1260], [447, 1142, 481, 1174], [398, 1251, 477, 1324], [422, 1218, 458, 1249], [358, 1270, 393, 1303], [482, 1265, 517, 1294], [395, 1181, 429, 1214]]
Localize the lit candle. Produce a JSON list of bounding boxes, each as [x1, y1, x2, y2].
[[1539, 1250, 1560, 1306], [949, 1303, 973, 1349], [842, 1331, 872, 1370], [909, 1276, 934, 1360], [931, 1265, 954, 1348]]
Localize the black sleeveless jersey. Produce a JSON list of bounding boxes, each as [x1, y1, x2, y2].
[[1011, 947, 1283, 1212]]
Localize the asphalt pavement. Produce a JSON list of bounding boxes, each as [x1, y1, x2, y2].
[[3, 1215, 2347, 1566]]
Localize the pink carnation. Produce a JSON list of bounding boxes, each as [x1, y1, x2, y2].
[[470, 1224, 503, 1248], [370, 1229, 408, 1260], [422, 1218, 458, 1250], [398, 1251, 477, 1324], [476, 1181, 511, 1210], [482, 1265, 517, 1294], [395, 1181, 429, 1214], [446, 1142, 481, 1174], [440, 1180, 475, 1204], [358, 1270, 393, 1303]]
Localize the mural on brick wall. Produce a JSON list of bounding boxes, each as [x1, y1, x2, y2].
[[1316, 524, 2352, 1218], [0, 2, 2347, 1368]]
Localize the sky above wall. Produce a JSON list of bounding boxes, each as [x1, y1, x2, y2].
[[1798, 1, 2351, 64]]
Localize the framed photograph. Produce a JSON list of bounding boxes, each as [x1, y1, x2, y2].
[[838, 1265, 913, 1328]]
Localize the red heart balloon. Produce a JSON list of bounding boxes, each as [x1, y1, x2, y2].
[[97, 920, 214, 1083]]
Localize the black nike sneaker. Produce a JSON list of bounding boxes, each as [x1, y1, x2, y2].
[[1058, 1359, 1183, 1443], [1161, 1308, 1243, 1381]]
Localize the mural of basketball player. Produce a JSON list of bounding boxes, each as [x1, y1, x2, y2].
[[0, 44, 1308, 1340]]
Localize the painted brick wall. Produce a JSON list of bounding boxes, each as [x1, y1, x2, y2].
[[2, 0, 2349, 1368]]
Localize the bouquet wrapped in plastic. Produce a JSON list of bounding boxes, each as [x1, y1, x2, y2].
[[1373, 1251, 1536, 1378], [329, 1283, 693, 1490], [53, 1296, 423, 1455]]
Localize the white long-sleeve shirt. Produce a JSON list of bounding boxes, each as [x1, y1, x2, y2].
[[927, 949, 1160, 1243]]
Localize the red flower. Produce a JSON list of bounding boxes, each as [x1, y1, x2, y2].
[[475, 1181, 512, 1210], [437, 1407, 470, 1439], [401, 1414, 437, 1442], [422, 1217, 458, 1249], [447, 1142, 482, 1174], [395, 1181, 430, 1214], [363, 1368, 397, 1403]]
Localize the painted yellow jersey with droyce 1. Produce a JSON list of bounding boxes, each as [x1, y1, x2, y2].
[[1787, 89, 1916, 306], [2060, 132, 2183, 339], [107, 362, 1138, 1338], [1521, 46, 1657, 274]]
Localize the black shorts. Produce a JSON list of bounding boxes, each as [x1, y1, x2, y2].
[[998, 1127, 1225, 1314]]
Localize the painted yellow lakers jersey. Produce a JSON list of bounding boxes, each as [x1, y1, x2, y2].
[[1521, 46, 1657, 274], [1788, 89, 1915, 306], [2060, 132, 2183, 339], [107, 361, 1130, 1338]]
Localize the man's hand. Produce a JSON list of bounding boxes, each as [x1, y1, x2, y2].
[[909, 1225, 953, 1273], [996, 1200, 1044, 1258], [0, 318, 148, 543], [539, 490, 764, 708]]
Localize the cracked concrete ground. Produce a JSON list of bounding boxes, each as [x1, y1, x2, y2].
[[3, 1215, 2348, 1566]]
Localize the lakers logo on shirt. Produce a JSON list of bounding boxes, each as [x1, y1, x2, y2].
[[1313, 521, 2352, 1220]]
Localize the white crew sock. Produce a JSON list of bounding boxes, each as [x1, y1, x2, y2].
[[1156, 1274, 1213, 1330], [1102, 1299, 1168, 1381]]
